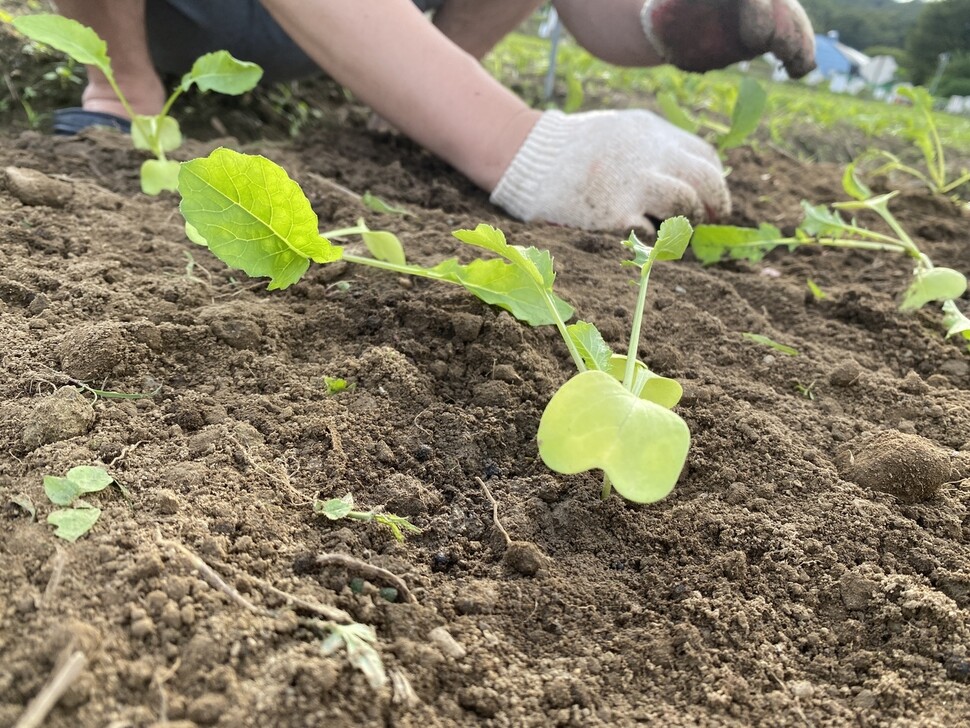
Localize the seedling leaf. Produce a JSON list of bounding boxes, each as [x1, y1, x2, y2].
[[806, 279, 828, 301], [537, 370, 690, 503], [316, 494, 354, 520], [453, 225, 553, 288], [180, 50, 263, 94], [800, 202, 846, 237], [719, 77, 767, 151], [900, 267, 968, 312], [691, 223, 782, 264], [178, 149, 343, 290], [429, 257, 574, 327], [323, 376, 352, 395], [355, 218, 406, 265], [362, 191, 411, 216], [132, 115, 182, 154], [48, 504, 102, 542], [44, 475, 76, 506], [141, 159, 181, 195], [657, 92, 699, 134], [567, 321, 612, 371], [605, 356, 683, 408], [742, 332, 799, 356], [653, 216, 692, 261], [67, 465, 113, 495], [185, 222, 208, 246], [942, 300, 970, 340], [12, 14, 110, 75], [842, 162, 872, 201]]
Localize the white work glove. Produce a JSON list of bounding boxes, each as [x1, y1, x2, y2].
[[490, 109, 729, 233], [641, 0, 816, 78]]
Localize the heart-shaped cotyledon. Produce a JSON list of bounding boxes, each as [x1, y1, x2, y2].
[[537, 370, 690, 503]]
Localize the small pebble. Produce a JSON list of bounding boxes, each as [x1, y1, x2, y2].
[[428, 626, 466, 659]]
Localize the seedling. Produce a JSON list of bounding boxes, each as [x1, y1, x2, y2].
[[323, 376, 353, 395], [792, 380, 817, 400], [742, 333, 799, 357], [177, 149, 690, 502], [43, 465, 113, 541], [806, 279, 828, 301], [314, 493, 421, 542], [853, 86, 970, 199], [692, 163, 968, 347], [10, 14, 262, 195], [321, 622, 386, 689], [659, 77, 767, 155]]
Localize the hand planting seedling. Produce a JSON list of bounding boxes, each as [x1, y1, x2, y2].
[[658, 77, 767, 156], [691, 163, 969, 347], [314, 493, 421, 542], [43, 465, 113, 542], [178, 148, 691, 502], [10, 14, 262, 195]]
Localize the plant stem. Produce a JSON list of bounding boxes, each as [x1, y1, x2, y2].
[[622, 251, 657, 391], [101, 69, 136, 121], [342, 252, 452, 282], [601, 475, 613, 500]]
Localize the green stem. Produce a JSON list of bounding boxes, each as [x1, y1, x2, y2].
[[622, 251, 656, 391], [160, 87, 183, 120], [342, 252, 454, 282], [601, 475, 612, 500], [101, 69, 136, 122]]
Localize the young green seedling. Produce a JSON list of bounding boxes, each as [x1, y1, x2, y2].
[[323, 376, 353, 395], [43, 465, 113, 542], [321, 622, 386, 689], [692, 163, 968, 347], [177, 149, 691, 502], [10, 14, 262, 195], [853, 87, 970, 199], [314, 493, 421, 542], [742, 332, 799, 356], [659, 77, 767, 155]]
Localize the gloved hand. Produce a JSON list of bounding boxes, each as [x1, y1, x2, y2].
[[641, 0, 816, 78], [490, 109, 729, 233]]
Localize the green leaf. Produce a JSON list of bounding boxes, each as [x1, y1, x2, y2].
[[452, 225, 552, 288], [567, 321, 613, 371], [429, 256, 574, 327], [742, 332, 799, 356], [806, 279, 828, 301], [323, 376, 351, 395], [48, 505, 102, 542], [362, 191, 410, 216], [44, 475, 78, 506], [653, 216, 692, 261], [131, 114, 182, 154], [563, 73, 585, 114], [178, 149, 343, 290], [355, 218, 406, 266], [537, 370, 690, 503], [66, 466, 113, 494], [690, 223, 783, 265], [799, 201, 847, 237], [842, 161, 872, 201], [900, 267, 968, 312], [141, 159, 181, 195], [12, 14, 111, 75], [657, 92, 699, 133], [180, 50, 263, 94], [621, 230, 653, 269], [605, 356, 683, 408], [314, 494, 354, 520], [942, 300, 970, 340], [719, 77, 767, 151]]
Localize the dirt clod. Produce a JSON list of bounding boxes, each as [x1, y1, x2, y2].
[[4, 165, 73, 207], [502, 540, 545, 576], [837, 430, 951, 503], [22, 386, 95, 450]]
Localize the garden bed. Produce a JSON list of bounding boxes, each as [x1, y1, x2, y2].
[[1, 109, 970, 727]]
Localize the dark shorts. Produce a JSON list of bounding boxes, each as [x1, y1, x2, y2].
[[146, 0, 445, 83]]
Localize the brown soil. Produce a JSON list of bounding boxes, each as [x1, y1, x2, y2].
[[2, 110, 970, 728]]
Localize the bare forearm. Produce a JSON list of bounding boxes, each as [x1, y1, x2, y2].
[[554, 0, 663, 67], [260, 0, 538, 190]]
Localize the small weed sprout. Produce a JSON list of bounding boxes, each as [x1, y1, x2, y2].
[[692, 162, 969, 347], [323, 377, 353, 395], [314, 493, 421, 542], [10, 14, 262, 195], [43, 465, 113, 541], [178, 148, 691, 503]]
